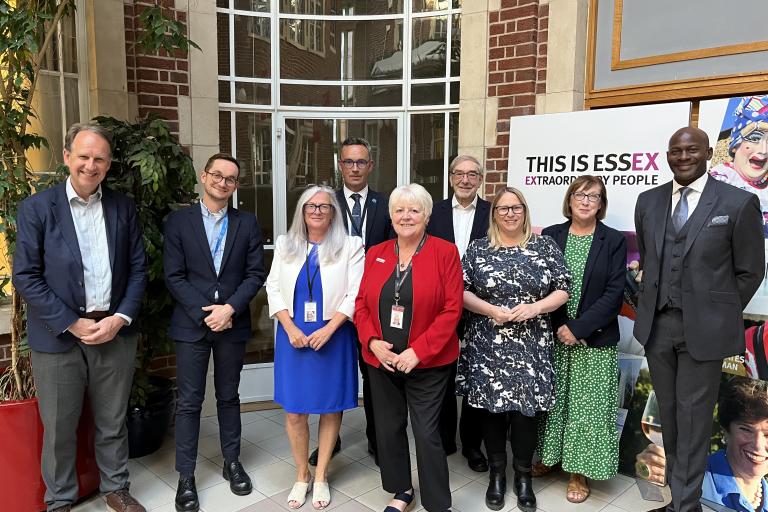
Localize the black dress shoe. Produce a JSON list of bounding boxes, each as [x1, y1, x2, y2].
[[462, 447, 489, 472], [175, 476, 200, 512], [222, 460, 252, 496], [309, 435, 342, 466], [646, 506, 673, 512], [514, 471, 537, 512]]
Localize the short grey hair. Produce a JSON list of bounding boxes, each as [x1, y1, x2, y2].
[[280, 186, 348, 264], [340, 137, 372, 159], [449, 154, 483, 176], [64, 122, 113, 156], [389, 183, 433, 219]]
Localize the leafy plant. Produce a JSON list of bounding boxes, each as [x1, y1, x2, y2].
[[0, 0, 199, 402]]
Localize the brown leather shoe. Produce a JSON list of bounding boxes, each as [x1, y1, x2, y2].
[[105, 488, 147, 512]]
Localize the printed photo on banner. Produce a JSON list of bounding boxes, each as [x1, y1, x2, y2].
[[700, 95, 768, 317]]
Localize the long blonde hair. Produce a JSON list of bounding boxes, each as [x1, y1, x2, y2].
[[488, 187, 533, 250], [280, 186, 347, 264]]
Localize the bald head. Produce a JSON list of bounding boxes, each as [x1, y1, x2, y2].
[[667, 126, 713, 186]]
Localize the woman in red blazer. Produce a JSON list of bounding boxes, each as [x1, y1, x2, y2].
[[354, 183, 463, 512]]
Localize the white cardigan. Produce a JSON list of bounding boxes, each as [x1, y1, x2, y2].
[[266, 235, 365, 320]]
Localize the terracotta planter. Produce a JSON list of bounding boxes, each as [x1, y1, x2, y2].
[[0, 397, 100, 511]]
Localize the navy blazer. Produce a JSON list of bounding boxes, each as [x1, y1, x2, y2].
[[163, 204, 266, 343], [335, 188, 393, 251], [13, 183, 147, 353], [426, 196, 491, 245], [542, 220, 627, 348]]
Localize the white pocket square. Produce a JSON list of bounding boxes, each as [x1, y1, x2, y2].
[[708, 215, 729, 226]]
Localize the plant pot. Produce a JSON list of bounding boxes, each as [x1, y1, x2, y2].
[[0, 397, 100, 511], [127, 376, 175, 459]]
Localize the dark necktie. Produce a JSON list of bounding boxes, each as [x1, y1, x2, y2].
[[351, 193, 362, 237], [672, 187, 691, 232]]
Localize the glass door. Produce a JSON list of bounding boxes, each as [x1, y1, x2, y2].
[[237, 112, 404, 403]]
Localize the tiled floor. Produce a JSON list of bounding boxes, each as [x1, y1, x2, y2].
[[72, 406, 670, 512]]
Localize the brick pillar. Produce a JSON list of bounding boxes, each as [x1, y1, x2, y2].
[[484, 0, 549, 197]]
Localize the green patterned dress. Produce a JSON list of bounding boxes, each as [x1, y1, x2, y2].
[[538, 232, 619, 480]]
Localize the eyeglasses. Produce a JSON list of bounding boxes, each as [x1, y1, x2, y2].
[[494, 204, 526, 216], [340, 159, 371, 169], [450, 170, 481, 181], [303, 203, 334, 214], [571, 192, 602, 203], [204, 170, 238, 187]]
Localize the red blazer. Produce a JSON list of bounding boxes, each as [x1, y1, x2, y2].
[[354, 235, 463, 369]]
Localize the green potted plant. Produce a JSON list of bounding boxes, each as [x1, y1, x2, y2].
[[0, 1, 199, 507]]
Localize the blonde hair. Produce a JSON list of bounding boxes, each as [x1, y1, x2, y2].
[[488, 187, 533, 250], [280, 186, 347, 264]]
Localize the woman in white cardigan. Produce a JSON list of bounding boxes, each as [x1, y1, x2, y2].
[[267, 185, 364, 510]]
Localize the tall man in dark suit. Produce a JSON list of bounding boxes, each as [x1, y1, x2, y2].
[[164, 154, 266, 512], [307, 137, 392, 466], [13, 122, 147, 512], [427, 154, 491, 472], [634, 127, 765, 512]]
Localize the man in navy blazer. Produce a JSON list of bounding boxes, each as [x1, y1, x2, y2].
[[635, 127, 764, 512], [13, 122, 148, 512], [306, 137, 392, 466], [164, 154, 266, 512], [427, 155, 492, 472]]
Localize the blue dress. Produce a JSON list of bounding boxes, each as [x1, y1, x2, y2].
[[274, 243, 359, 414]]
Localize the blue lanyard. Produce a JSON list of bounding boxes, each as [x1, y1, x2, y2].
[[212, 215, 228, 258]]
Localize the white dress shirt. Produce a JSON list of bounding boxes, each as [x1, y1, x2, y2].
[[671, 172, 708, 219], [343, 185, 369, 245], [66, 178, 130, 324], [452, 195, 478, 258]]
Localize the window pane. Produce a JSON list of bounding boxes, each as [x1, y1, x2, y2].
[[411, 16, 448, 79], [217, 13, 230, 76], [64, 77, 79, 127], [281, 83, 402, 107], [449, 80, 459, 104], [451, 14, 460, 77], [234, 15, 271, 78], [448, 111, 459, 163], [410, 113, 446, 203], [219, 110, 232, 153], [411, 82, 444, 106], [280, 19, 403, 81], [234, 82, 271, 104], [217, 0, 229, 7], [412, 0, 451, 13], [235, 112, 274, 245], [27, 74, 63, 172], [244, 250, 274, 365], [280, 0, 404, 15], [234, 0, 270, 12], [61, 13, 78, 74], [219, 80, 232, 102]]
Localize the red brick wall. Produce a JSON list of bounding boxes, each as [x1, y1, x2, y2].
[[484, 0, 548, 198], [124, 0, 190, 133]]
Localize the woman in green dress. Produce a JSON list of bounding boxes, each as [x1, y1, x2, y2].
[[539, 175, 627, 503]]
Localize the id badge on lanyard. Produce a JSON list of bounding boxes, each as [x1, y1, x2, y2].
[[304, 243, 320, 323]]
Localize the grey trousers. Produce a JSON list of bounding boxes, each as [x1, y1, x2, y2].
[[31, 334, 137, 511]]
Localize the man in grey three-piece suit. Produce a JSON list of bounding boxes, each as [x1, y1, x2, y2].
[[634, 126, 765, 512]]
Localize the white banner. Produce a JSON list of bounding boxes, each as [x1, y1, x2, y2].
[[507, 102, 691, 232]]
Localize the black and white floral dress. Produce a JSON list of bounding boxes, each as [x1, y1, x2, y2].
[[456, 234, 570, 416]]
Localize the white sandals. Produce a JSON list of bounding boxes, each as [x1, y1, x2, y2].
[[287, 479, 313, 509], [312, 481, 331, 510]]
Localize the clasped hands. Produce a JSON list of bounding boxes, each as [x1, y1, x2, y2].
[[489, 303, 541, 325], [370, 339, 420, 374], [69, 316, 127, 345], [285, 324, 334, 351], [202, 304, 234, 332], [556, 324, 587, 346]]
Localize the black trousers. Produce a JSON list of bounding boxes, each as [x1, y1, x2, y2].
[[474, 406, 538, 470], [357, 342, 377, 451], [369, 364, 453, 512], [645, 308, 722, 512], [174, 335, 246, 476], [438, 363, 458, 453], [459, 398, 484, 452]]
